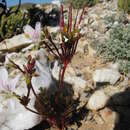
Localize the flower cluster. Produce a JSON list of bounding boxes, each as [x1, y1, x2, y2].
[[0, 67, 19, 93], [43, 3, 86, 65], [43, 3, 86, 91], [23, 22, 41, 42]]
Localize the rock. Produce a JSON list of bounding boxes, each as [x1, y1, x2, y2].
[[22, 44, 35, 52], [79, 122, 114, 130], [66, 76, 87, 92], [51, 61, 87, 94], [51, 0, 60, 8], [94, 114, 104, 124], [108, 63, 120, 71], [51, 60, 60, 80], [90, 20, 107, 33], [0, 112, 7, 126], [0, 98, 42, 130], [0, 49, 53, 130], [31, 49, 54, 92], [31, 60, 53, 91], [127, 73, 130, 79], [120, 77, 129, 88], [113, 21, 119, 27], [77, 40, 89, 54], [35, 49, 49, 66], [0, 34, 32, 52], [4, 49, 53, 92], [4, 52, 27, 69], [87, 90, 109, 110], [48, 26, 60, 33], [0, 68, 41, 130], [93, 68, 120, 85], [100, 108, 119, 125], [35, 4, 42, 9]]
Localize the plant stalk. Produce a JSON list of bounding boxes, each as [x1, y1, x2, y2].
[[59, 60, 69, 92]]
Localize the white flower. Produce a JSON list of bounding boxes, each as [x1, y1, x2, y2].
[[23, 22, 41, 42], [0, 67, 20, 110], [0, 67, 19, 92]]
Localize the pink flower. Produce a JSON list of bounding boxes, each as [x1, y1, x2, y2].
[[23, 22, 41, 42], [0, 67, 19, 92], [0, 67, 20, 110]]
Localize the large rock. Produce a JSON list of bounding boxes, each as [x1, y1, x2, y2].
[[51, 61, 87, 93], [31, 60, 53, 91], [0, 66, 42, 130], [87, 90, 109, 110], [100, 107, 119, 125], [0, 34, 32, 52], [0, 49, 54, 130], [0, 98, 42, 130], [31, 49, 54, 91], [4, 52, 27, 69], [93, 68, 120, 85]]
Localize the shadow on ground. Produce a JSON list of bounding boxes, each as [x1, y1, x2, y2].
[[28, 79, 88, 130], [107, 87, 130, 130]]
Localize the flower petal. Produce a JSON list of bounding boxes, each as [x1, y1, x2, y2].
[[0, 67, 8, 91], [8, 75, 20, 92], [35, 22, 41, 33], [33, 22, 41, 42], [23, 25, 35, 39]]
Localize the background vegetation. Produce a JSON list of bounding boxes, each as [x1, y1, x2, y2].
[[97, 23, 130, 74], [0, 7, 29, 40], [118, 0, 130, 13], [64, 0, 99, 8]]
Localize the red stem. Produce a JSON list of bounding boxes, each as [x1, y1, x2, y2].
[[25, 106, 42, 115], [73, 9, 79, 29], [9, 59, 25, 73], [59, 60, 69, 92], [72, 33, 80, 55], [77, 4, 86, 28], [60, 3, 64, 32], [68, 3, 72, 33], [49, 38, 61, 58], [44, 41, 59, 58], [29, 81, 45, 113]]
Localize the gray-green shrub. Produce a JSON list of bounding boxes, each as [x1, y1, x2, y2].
[[97, 23, 130, 74]]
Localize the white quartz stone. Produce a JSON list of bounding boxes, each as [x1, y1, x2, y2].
[[87, 90, 109, 110], [93, 68, 120, 85]]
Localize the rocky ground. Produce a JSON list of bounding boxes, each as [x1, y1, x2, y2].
[[0, 0, 130, 130]]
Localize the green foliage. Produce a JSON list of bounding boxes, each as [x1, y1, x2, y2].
[[0, 7, 30, 40], [97, 24, 130, 74], [118, 0, 130, 13], [104, 12, 129, 29], [64, 0, 99, 8]]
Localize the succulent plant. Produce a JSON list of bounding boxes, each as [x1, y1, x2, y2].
[[0, 7, 30, 40]]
